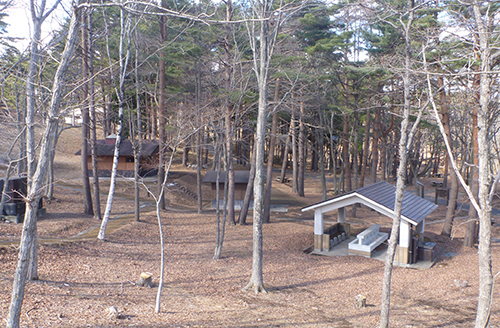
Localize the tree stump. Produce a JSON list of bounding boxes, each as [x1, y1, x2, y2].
[[107, 306, 120, 320], [354, 294, 367, 308], [136, 272, 153, 287]]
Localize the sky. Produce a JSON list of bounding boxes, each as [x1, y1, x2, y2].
[[4, 0, 70, 52]]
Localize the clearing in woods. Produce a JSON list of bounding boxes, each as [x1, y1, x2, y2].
[[1, 128, 500, 327]]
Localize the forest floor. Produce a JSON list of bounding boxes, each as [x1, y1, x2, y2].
[[3, 128, 500, 327]]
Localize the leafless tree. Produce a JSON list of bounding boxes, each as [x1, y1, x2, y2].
[[6, 4, 79, 326], [377, 1, 426, 326], [98, 0, 133, 240], [241, 0, 304, 293], [425, 1, 498, 324]]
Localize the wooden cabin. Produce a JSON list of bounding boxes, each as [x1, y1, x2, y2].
[[75, 135, 160, 177], [202, 170, 252, 209]]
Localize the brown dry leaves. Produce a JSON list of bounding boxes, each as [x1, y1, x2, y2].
[[1, 174, 500, 327]]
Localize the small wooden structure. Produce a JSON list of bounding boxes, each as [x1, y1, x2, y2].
[[0, 176, 44, 223], [302, 181, 438, 264], [75, 135, 160, 177], [202, 171, 251, 209]]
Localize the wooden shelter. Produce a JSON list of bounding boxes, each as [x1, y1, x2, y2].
[[75, 135, 160, 177], [0, 176, 44, 223], [302, 181, 438, 264], [202, 170, 252, 209]]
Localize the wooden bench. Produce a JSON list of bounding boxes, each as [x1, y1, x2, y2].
[[348, 224, 389, 257], [435, 187, 450, 205], [321, 223, 350, 251], [431, 181, 444, 188]]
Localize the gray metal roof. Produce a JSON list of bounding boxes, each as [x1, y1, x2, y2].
[[202, 170, 251, 184], [75, 139, 160, 157], [302, 181, 438, 226]]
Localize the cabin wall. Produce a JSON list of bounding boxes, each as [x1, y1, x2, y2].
[[85, 156, 155, 177], [211, 183, 248, 201]]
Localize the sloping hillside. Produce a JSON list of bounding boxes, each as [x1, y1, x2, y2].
[[0, 121, 83, 181], [53, 125, 84, 181]]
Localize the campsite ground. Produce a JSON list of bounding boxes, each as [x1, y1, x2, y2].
[[2, 128, 500, 327]]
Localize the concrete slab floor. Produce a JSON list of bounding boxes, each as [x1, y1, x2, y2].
[[308, 236, 442, 270]]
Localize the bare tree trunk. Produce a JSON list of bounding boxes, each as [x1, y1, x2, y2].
[[23, 0, 63, 285], [153, 147, 176, 313], [214, 145, 222, 257], [26, 1, 47, 182], [371, 107, 380, 183], [182, 137, 190, 166], [380, 4, 415, 326], [196, 66, 203, 214], [98, 3, 131, 240], [7, 8, 78, 326], [151, 95, 157, 139], [244, 4, 281, 291], [342, 115, 351, 192], [101, 84, 110, 137], [279, 122, 291, 183], [352, 111, 359, 217], [224, 114, 235, 225], [46, 145, 55, 200], [439, 76, 457, 237], [471, 3, 493, 325], [13, 69, 27, 176], [263, 78, 280, 223], [297, 98, 305, 197], [88, 8, 101, 220], [133, 24, 142, 222], [238, 144, 256, 225], [98, 104, 124, 238], [81, 5, 93, 216], [214, 143, 227, 259], [224, 0, 235, 225], [154, 200, 165, 313], [329, 111, 339, 193], [196, 131, 202, 212], [157, 5, 167, 210], [319, 127, 327, 201], [381, 114, 395, 182], [246, 69, 267, 289], [464, 83, 479, 247], [360, 109, 370, 187], [291, 109, 298, 193]]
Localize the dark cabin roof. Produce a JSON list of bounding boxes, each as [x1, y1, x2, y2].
[[302, 181, 438, 226], [75, 139, 159, 157], [202, 171, 251, 184]]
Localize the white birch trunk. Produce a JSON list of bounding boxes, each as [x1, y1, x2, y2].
[[98, 2, 131, 240], [379, 3, 415, 326], [155, 202, 165, 313], [6, 8, 79, 326], [154, 147, 176, 313], [97, 130, 122, 240]]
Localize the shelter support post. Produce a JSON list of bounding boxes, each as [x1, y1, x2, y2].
[[337, 207, 346, 223], [416, 220, 425, 242], [314, 210, 324, 251], [395, 220, 411, 264]]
